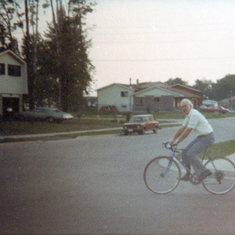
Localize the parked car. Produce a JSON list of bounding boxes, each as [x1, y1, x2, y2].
[[199, 105, 208, 111], [200, 106, 229, 114], [123, 114, 158, 135], [15, 107, 73, 123], [229, 110, 235, 114]]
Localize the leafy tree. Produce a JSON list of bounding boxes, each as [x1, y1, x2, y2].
[[41, 0, 96, 111], [0, 0, 40, 110], [165, 77, 189, 86], [213, 74, 235, 101], [192, 79, 215, 100], [0, 0, 22, 53]]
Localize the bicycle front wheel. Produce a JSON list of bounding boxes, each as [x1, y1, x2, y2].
[[144, 156, 181, 194], [202, 157, 235, 195]]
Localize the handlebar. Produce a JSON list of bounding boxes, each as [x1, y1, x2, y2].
[[163, 142, 181, 153]]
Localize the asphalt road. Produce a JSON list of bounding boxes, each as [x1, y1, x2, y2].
[[0, 118, 235, 234]]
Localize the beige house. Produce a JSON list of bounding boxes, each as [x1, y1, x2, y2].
[[0, 49, 28, 120], [97, 81, 202, 112]]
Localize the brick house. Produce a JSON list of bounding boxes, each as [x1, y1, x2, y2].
[[97, 81, 202, 112]]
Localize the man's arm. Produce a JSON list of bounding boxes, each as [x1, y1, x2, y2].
[[170, 126, 186, 144], [174, 127, 193, 145]]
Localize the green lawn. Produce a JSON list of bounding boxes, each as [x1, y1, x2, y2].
[[1, 116, 235, 158]]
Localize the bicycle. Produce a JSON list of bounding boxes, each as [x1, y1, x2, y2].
[[143, 142, 235, 195]]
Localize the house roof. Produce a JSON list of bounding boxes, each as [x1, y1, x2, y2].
[[97, 83, 135, 91], [171, 83, 201, 93], [134, 85, 184, 97], [97, 81, 201, 98], [165, 86, 201, 98], [0, 49, 26, 64]]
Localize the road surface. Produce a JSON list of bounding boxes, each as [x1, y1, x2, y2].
[[0, 118, 235, 234]]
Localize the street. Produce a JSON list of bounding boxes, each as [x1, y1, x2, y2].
[[0, 118, 235, 234]]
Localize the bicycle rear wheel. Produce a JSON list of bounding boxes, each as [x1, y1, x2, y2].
[[202, 157, 235, 195], [144, 156, 181, 194]]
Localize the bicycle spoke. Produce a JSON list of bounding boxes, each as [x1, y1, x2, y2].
[[202, 158, 235, 195], [144, 156, 181, 194]]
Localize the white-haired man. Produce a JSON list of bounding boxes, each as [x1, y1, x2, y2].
[[170, 98, 215, 181]]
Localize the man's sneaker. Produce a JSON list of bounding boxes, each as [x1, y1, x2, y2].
[[198, 170, 212, 180], [178, 174, 190, 181]]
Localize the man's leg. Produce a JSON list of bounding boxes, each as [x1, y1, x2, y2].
[[187, 133, 215, 176], [180, 138, 200, 180]]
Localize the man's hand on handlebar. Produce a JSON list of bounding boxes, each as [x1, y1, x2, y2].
[[164, 142, 179, 152], [169, 139, 178, 146]]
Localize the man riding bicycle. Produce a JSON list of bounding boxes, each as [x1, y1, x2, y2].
[[170, 98, 215, 181]]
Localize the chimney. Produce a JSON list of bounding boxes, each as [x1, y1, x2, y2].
[[129, 78, 132, 85], [137, 79, 139, 85]]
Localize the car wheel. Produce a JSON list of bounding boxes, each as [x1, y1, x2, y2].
[[124, 130, 128, 135], [140, 129, 146, 135], [47, 117, 55, 123], [153, 127, 157, 134]]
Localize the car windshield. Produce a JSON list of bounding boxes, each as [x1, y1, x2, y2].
[[129, 116, 146, 122]]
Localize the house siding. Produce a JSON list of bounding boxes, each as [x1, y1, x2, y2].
[[97, 82, 202, 113], [0, 53, 28, 94], [133, 95, 174, 112], [0, 50, 28, 118], [172, 84, 203, 106], [98, 84, 133, 112]]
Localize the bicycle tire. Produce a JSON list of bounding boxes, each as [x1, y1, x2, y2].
[[143, 156, 181, 194], [202, 157, 235, 195]]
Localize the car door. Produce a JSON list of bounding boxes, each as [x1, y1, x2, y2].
[[148, 116, 156, 130]]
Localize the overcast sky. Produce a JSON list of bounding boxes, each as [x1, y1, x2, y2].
[[84, 0, 235, 95], [17, 0, 235, 96]]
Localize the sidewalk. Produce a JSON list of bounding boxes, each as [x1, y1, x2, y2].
[[0, 120, 181, 141], [0, 127, 123, 141]]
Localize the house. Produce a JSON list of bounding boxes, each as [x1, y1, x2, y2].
[[0, 49, 28, 120], [219, 96, 235, 110], [97, 81, 202, 112], [84, 96, 98, 108]]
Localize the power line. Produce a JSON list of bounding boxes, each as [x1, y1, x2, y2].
[[92, 57, 235, 62]]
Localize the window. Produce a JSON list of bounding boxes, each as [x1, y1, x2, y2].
[[8, 64, 21, 76], [0, 63, 5, 75], [121, 91, 128, 97]]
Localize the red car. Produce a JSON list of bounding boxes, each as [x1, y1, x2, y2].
[[201, 106, 229, 114], [123, 114, 159, 135]]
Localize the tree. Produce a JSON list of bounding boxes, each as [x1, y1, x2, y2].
[[0, 0, 22, 53], [0, 0, 41, 110], [192, 79, 215, 100], [41, 0, 96, 111], [213, 74, 235, 101], [165, 77, 189, 86]]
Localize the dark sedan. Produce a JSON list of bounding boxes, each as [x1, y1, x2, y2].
[[15, 107, 73, 123]]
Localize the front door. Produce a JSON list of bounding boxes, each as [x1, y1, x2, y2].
[[3, 97, 19, 121]]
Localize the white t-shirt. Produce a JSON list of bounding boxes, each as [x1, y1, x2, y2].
[[182, 109, 213, 136]]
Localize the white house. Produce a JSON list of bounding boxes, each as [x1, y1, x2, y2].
[[0, 49, 28, 120], [97, 83, 135, 112], [97, 81, 202, 112]]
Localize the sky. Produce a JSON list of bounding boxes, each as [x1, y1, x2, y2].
[[17, 0, 235, 96], [84, 0, 235, 95]]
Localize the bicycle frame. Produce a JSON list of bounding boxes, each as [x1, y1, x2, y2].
[[162, 143, 218, 183], [144, 142, 235, 194]]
